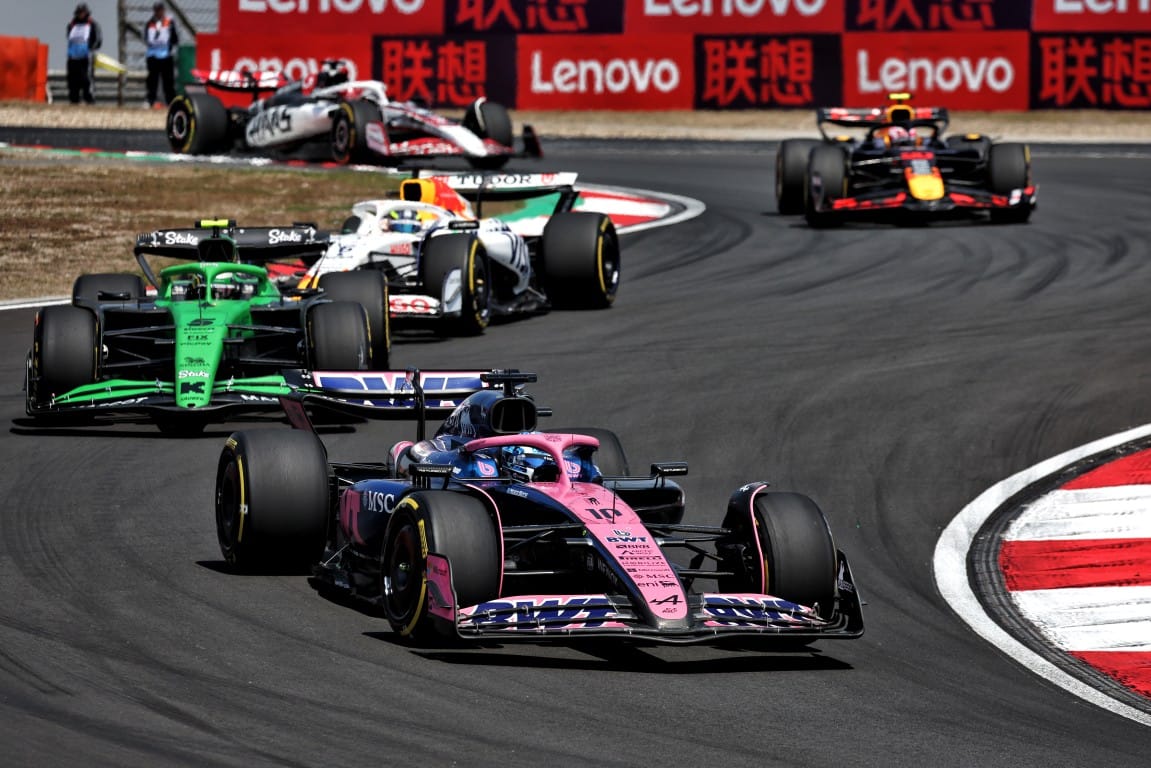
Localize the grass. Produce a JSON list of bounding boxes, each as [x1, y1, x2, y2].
[[0, 156, 401, 301]]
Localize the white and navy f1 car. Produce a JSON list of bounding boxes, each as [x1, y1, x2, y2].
[[776, 93, 1036, 226], [167, 60, 539, 168], [213, 371, 865, 646], [288, 172, 620, 335]]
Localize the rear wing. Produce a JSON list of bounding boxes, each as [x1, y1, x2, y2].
[[186, 68, 288, 94], [414, 171, 581, 217], [817, 105, 950, 140]]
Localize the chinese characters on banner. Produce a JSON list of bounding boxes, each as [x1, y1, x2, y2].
[[694, 36, 840, 109], [1034, 35, 1151, 109], [375, 37, 518, 107], [844, 0, 1029, 31], [445, 0, 625, 33]]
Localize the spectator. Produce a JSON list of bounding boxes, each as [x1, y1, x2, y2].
[[145, 2, 180, 109], [66, 3, 102, 104]]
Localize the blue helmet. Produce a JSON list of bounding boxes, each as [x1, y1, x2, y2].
[[386, 207, 422, 234]]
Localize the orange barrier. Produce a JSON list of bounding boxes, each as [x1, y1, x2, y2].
[[0, 36, 49, 102]]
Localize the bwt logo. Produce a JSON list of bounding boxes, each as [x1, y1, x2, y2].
[[237, 0, 425, 13], [857, 50, 1015, 94], [531, 52, 681, 94], [644, 0, 827, 15]]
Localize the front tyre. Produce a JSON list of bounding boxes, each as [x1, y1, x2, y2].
[[805, 144, 849, 229], [32, 305, 98, 406], [541, 212, 620, 309], [776, 139, 818, 215], [719, 488, 838, 619], [419, 234, 490, 336], [382, 491, 501, 642], [167, 92, 228, 155], [307, 301, 371, 371], [988, 142, 1032, 224], [318, 271, 390, 369], [462, 98, 513, 170], [215, 430, 330, 573], [331, 100, 381, 165]]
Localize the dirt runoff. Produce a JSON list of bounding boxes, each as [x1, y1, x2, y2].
[[2, 101, 1151, 142]]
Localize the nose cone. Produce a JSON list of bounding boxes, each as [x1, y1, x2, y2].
[[907, 172, 944, 201]]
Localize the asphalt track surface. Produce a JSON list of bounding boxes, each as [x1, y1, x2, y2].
[[3, 130, 1151, 767]]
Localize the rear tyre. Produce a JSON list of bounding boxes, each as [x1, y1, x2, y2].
[[419, 235, 490, 336], [541, 212, 620, 309], [307, 301, 370, 370], [545, 426, 629, 477], [776, 139, 818, 215], [167, 92, 228, 155], [946, 134, 991, 161], [805, 145, 848, 229], [215, 430, 330, 572], [33, 305, 98, 404], [331, 100, 381, 165], [318, 271, 390, 369], [382, 491, 501, 642], [72, 273, 144, 305], [463, 98, 513, 169], [719, 489, 838, 619], [988, 142, 1032, 224]]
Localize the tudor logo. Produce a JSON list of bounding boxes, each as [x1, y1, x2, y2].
[[857, 50, 1015, 94], [237, 0, 424, 13], [530, 52, 681, 95], [644, 0, 827, 16]]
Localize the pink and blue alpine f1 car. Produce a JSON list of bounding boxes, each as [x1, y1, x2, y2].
[[214, 370, 864, 645]]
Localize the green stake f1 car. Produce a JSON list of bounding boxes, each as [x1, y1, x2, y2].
[[25, 219, 391, 433]]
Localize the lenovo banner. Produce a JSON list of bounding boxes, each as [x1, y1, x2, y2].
[[625, 0, 843, 34], [842, 31, 1030, 109], [196, 33, 375, 83], [219, 0, 445, 36], [844, 0, 1030, 31], [1032, 33, 1151, 108], [444, 0, 626, 34], [694, 35, 841, 108], [1032, 0, 1151, 32], [517, 35, 694, 109]]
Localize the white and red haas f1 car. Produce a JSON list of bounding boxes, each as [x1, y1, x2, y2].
[[213, 370, 865, 647], [167, 60, 540, 168]]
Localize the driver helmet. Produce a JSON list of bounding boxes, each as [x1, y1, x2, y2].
[[502, 445, 560, 483], [877, 125, 918, 147], [316, 59, 349, 89], [384, 207, 425, 234]]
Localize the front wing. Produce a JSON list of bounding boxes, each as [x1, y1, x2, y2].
[[25, 373, 290, 419], [813, 184, 1037, 219], [424, 552, 864, 644]]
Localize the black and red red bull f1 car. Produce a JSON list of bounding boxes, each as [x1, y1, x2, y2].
[[775, 93, 1037, 227]]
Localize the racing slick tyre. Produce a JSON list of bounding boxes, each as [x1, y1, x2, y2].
[[382, 491, 501, 642], [804, 145, 849, 229], [31, 305, 98, 406], [307, 301, 371, 370], [167, 92, 228, 155], [946, 134, 991, 161], [462, 98, 513, 169], [719, 489, 838, 620], [545, 426, 629, 477], [418, 234, 491, 336], [318, 271, 390, 369], [215, 429, 330, 573], [776, 139, 819, 215], [540, 212, 620, 310], [72, 273, 144, 306], [331, 100, 381, 165], [988, 142, 1032, 224]]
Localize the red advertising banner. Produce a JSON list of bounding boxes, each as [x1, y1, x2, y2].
[[844, 0, 1031, 31], [443, 0, 626, 34], [1033, 0, 1151, 32], [624, 0, 844, 34], [842, 31, 1029, 109], [373, 36, 518, 107], [1032, 34, 1151, 108], [693, 35, 841, 108], [219, 0, 445, 37], [517, 34, 693, 109], [195, 33, 375, 83]]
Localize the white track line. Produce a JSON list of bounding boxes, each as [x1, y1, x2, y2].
[[933, 424, 1151, 727]]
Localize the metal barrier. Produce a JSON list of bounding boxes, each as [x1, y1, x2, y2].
[[47, 70, 148, 105]]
